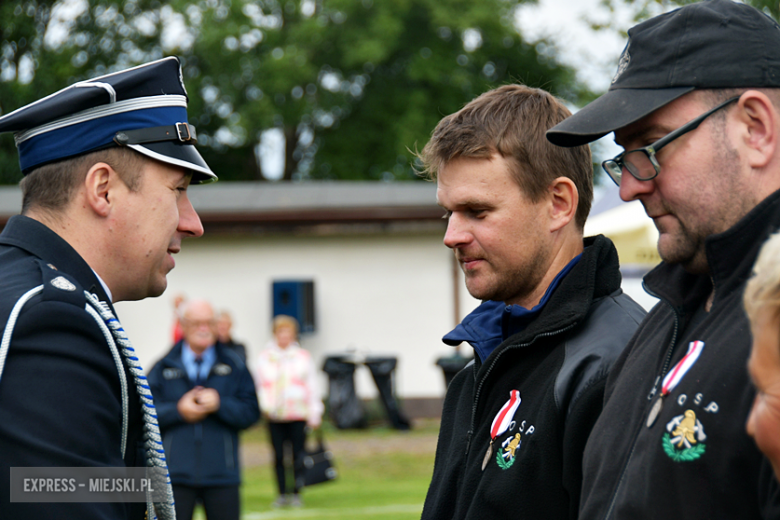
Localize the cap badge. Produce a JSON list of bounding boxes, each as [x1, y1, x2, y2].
[[611, 40, 631, 85], [50, 276, 76, 292]]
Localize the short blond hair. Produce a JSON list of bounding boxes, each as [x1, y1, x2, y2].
[[272, 314, 299, 335], [745, 232, 780, 326]]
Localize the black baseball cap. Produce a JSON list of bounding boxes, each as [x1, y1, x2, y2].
[[547, 0, 780, 147], [0, 56, 217, 183]]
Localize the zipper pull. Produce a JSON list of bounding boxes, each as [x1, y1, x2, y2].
[[647, 376, 660, 400]]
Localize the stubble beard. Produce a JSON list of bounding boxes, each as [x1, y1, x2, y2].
[[462, 249, 551, 306], [656, 131, 747, 274]]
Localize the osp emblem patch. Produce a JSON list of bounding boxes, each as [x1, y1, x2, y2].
[[662, 409, 707, 462], [496, 433, 521, 470]]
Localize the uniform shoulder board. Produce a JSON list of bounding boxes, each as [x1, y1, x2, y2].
[[162, 368, 185, 380], [37, 260, 86, 308], [212, 363, 232, 376]]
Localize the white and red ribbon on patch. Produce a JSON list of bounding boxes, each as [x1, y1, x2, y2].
[[490, 390, 521, 441], [661, 340, 705, 397]]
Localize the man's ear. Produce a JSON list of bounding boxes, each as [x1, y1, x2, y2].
[[735, 91, 777, 170], [83, 162, 115, 217], [547, 177, 578, 233]]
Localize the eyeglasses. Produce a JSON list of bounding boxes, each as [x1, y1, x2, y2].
[[602, 96, 741, 186], [182, 318, 215, 328]]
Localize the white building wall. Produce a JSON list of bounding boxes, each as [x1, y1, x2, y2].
[[116, 231, 481, 400]]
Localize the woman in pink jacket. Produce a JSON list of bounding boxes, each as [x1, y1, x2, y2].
[[256, 315, 323, 508]]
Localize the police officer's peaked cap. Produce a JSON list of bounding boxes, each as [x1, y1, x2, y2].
[[0, 56, 216, 183]]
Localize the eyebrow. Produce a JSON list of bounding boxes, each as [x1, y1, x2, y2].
[[438, 197, 494, 210], [614, 124, 676, 149]]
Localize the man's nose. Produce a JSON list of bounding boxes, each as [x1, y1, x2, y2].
[[179, 193, 204, 238], [443, 213, 469, 249]]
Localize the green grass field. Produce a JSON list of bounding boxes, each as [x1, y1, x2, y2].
[[199, 420, 439, 520]]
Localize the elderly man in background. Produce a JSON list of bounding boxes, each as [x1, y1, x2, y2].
[[148, 299, 260, 520], [547, 0, 780, 517]]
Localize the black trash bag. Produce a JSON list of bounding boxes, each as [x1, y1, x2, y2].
[[364, 357, 411, 430], [436, 353, 473, 388], [322, 356, 366, 429]]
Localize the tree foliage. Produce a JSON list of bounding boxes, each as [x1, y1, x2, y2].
[[0, 0, 582, 184], [595, 0, 779, 38]]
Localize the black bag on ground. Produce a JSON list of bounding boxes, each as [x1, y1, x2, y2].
[[296, 429, 338, 487]]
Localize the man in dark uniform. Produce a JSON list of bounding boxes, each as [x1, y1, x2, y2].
[[547, 1, 780, 517], [0, 57, 216, 519]]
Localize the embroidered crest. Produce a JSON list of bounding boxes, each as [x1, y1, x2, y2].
[[662, 409, 707, 462], [611, 40, 631, 84], [482, 390, 522, 470], [212, 363, 232, 376], [496, 433, 521, 470], [50, 276, 76, 291], [162, 368, 185, 380]]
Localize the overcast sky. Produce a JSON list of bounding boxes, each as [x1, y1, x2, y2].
[[515, 0, 639, 92]]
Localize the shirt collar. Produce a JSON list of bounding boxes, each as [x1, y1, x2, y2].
[[443, 253, 582, 362], [90, 268, 113, 302], [181, 342, 217, 382]]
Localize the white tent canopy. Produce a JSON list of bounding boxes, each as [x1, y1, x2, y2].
[[585, 194, 660, 268]]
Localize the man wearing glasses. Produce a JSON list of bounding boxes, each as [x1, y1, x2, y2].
[[547, 0, 780, 518]]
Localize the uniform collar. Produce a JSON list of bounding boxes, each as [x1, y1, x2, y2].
[[0, 214, 113, 306]]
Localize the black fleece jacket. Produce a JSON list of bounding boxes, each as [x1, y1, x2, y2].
[[579, 189, 780, 520], [422, 235, 646, 520]]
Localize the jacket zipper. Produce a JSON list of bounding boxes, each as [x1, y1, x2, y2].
[[464, 323, 578, 456], [603, 286, 680, 520]]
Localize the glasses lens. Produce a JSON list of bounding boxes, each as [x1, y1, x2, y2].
[[603, 160, 622, 186], [623, 150, 657, 181]]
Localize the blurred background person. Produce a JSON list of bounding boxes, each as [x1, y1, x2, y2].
[[171, 293, 187, 344], [149, 299, 260, 520], [217, 309, 247, 363], [256, 315, 324, 508], [744, 232, 780, 479]]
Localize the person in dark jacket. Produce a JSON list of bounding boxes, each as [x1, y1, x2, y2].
[[547, 1, 780, 517], [216, 309, 248, 363], [148, 298, 260, 520], [418, 84, 646, 520], [0, 57, 214, 520]]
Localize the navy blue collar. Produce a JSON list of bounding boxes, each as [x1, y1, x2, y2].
[[443, 253, 582, 362], [0, 214, 113, 307]]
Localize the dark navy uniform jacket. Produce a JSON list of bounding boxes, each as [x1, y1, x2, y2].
[[0, 215, 146, 519], [148, 341, 260, 487]]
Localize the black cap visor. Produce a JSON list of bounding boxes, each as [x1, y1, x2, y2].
[[129, 141, 217, 184], [546, 86, 694, 147]]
